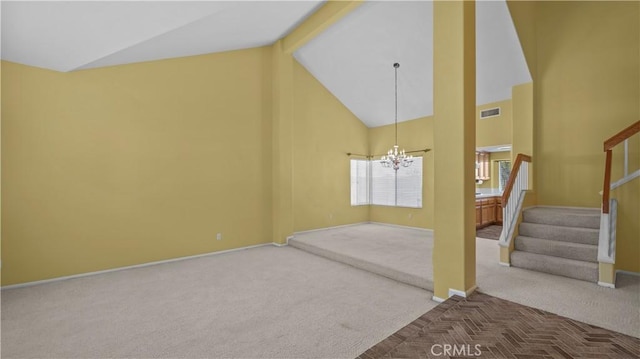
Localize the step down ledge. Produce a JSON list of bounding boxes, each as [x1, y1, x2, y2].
[[289, 239, 433, 291]]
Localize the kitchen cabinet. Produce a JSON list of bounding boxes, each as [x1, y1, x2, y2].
[[475, 152, 490, 180], [476, 196, 501, 229], [481, 198, 496, 225]]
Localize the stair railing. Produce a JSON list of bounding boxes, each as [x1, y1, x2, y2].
[[599, 120, 639, 263], [499, 154, 532, 248]]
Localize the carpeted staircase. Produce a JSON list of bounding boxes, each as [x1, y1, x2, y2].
[[511, 206, 600, 283]]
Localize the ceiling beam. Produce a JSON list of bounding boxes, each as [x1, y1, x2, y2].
[[282, 0, 364, 54]]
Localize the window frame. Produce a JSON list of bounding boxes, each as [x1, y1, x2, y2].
[[350, 157, 423, 209]]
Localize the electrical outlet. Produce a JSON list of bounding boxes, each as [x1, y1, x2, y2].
[[329, 213, 333, 220], [216, 233, 222, 240]]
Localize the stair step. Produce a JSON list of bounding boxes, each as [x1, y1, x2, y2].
[[518, 222, 599, 245], [523, 206, 600, 229], [515, 236, 597, 263], [510, 251, 598, 283]]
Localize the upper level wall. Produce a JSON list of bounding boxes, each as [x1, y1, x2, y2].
[[1, 47, 273, 285], [477, 98, 512, 148], [292, 61, 369, 232], [534, 1, 639, 207], [507, 1, 537, 79]]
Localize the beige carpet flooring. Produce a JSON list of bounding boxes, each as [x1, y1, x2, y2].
[[3, 223, 638, 358], [1, 246, 437, 359], [293, 223, 640, 338]]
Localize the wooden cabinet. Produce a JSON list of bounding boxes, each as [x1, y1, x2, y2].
[[481, 198, 496, 226], [475, 152, 490, 180], [476, 196, 501, 229]]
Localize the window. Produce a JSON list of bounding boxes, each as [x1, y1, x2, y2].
[[350, 157, 423, 208], [498, 160, 512, 192], [350, 159, 370, 206]]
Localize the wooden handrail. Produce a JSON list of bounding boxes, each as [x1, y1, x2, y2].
[[604, 121, 640, 151], [502, 153, 532, 206], [602, 120, 639, 213]]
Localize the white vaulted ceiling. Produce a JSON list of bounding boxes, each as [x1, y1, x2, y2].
[[1, 1, 324, 72], [295, 0, 532, 127], [1, 1, 531, 128]]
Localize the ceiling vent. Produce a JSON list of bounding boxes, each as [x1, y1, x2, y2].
[[480, 107, 501, 119]]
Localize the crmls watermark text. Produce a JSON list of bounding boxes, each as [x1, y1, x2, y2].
[[430, 344, 482, 357]]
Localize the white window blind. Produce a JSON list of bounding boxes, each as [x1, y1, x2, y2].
[[350, 157, 423, 208], [371, 161, 397, 206], [350, 159, 370, 206], [396, 158, 423, 208]]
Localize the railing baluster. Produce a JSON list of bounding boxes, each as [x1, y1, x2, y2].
[[500, 154, 532, 247], [624, 139, 628, 177], [598, 121, 638, 270]]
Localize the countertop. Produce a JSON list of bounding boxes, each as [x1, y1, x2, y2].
[[475, 192, 503, 199]]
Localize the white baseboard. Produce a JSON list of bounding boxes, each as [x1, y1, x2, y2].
[[597, 281, 616, 289], [616, 270, 640, 277], [499, 262, 511, 267], [272, 237, 292, 247], [433, 285, 477, 303], [2, 243, 276, 290], [368, 221, 434, 235], [448, 285, 477, 298]]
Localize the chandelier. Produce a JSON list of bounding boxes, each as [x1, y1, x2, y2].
[[381, 63, 413, 170]]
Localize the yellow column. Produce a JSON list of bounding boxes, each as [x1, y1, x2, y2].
[[268, 1, 362, 244], [598, 263, 616, 288], [283, 1, 364, 54], [271, 40, 294, 244], [432, 0, 477, 300]]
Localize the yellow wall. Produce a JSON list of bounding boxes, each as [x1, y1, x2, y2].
[[512, 82, 535, 194], [507, 1, 537, 79], [535, 1, 639, 208], [510, 1, 639, 272], [0, 61, 3, 281], [292, 61, 369, 231], [476, 99, 512, 148], [1, 47, 274, 285], [534, 1, 639, 272], [368, 116, 435, 229]]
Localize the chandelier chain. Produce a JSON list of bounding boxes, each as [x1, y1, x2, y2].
[[380, 62, 413, 171], [395, 63, 398, 145]]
